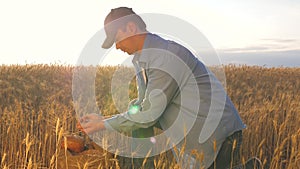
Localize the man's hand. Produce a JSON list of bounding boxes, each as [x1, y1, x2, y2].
[[76, 113, 105, 134]]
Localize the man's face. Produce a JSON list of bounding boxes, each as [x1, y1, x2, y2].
[[115, 27, 137, 55]]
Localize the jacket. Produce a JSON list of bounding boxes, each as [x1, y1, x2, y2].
[[104, 33, 246, 168]]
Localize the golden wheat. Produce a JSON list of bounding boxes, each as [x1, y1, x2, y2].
[[0, 64, 299, 168]]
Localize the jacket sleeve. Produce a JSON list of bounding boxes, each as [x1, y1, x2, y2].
[[104, 61, 180, 133]]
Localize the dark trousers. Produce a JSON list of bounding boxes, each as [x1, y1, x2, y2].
[[117, 127, 156, 169], [208, 130, 243, 169], [118, 130, 243, 169]]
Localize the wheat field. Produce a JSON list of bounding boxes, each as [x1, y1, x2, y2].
[[0, 65, 299, 169]]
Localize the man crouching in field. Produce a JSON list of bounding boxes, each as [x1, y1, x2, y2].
[[77, 7, 254, 169]]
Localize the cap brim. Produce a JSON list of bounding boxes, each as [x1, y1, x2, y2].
[[102, 35, 115, 49]]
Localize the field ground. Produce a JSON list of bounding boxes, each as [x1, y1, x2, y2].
[[0, 65, 299, 169]]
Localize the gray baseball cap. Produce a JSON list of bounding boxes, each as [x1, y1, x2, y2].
[[102, 7, 146, 49]]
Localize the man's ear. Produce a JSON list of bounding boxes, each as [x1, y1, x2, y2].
[[126, 22, 137, 34]]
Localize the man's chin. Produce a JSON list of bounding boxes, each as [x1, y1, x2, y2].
[[126, 51, 134, 55]]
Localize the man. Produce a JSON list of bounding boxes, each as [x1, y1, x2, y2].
[[78, 7, 248, 169]]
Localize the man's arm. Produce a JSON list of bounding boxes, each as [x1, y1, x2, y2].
[[104, 66, 179, 133]]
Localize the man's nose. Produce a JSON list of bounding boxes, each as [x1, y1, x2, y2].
[[115, 42, 121, 50]]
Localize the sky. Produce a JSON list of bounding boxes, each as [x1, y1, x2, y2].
[[0, 0, 299, 67]]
